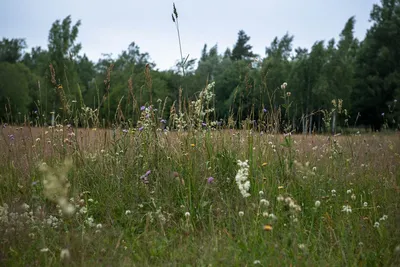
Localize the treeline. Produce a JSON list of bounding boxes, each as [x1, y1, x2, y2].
[[0, 0, 399, 132]]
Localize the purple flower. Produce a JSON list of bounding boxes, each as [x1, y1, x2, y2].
[[160, 119, 167, 124], [8, 134, 14, 141], [140, 170, 151, 184], [207, 177, 214, 184], [2, 123, 7, 128], [140, 106, 146, 111], [381, 112, 385, 116], [202, 122, 207, 127], [139, 126, 144, 131], [262, 108, 267, 113], [122, 129, 128, 134]]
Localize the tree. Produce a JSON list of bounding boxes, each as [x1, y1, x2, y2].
[[0, 38, 26, 63], [231, 30, 256, 61], [352, 0, 400, 130], [0, 62, 33, 121]]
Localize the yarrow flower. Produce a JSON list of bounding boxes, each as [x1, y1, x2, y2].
[[235, 160, 250, 198], [238, 211, 244, 217], [342, 205, 352, 213], [315, 200, 321, 208]]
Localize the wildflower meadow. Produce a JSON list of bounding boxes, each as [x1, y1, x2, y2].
[[1, 1, 400, 266]]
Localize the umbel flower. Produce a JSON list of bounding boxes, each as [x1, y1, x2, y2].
[[235, 160, 250, 198], [39, 158, 75, 215]]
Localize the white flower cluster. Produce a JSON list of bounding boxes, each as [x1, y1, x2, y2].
[[235, 159, 250, 198]]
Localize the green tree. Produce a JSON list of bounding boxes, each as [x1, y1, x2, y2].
[[0, 62, 33, 121], [0, 38, 26, 63], [231, 30, 256, 61], [352, 0, 400, 130]]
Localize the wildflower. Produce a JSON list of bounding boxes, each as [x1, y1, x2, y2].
[[96, 224, 102, 229], [207, 177, 214, 184], [262, 108, 267, 113], [125, 210, 132, 215], [138, 126, 144, 131], [286, 92, 291, 97], [79, 207, 87, 214], [363, 202, 368, 207], [190, 143, 195, 147], [21, 203, 30, 210], [122, 129, 128, 134], [263, 224, 273, 231], [235, 160, 250, 198], [184, 212, 190, 218], [346, 189, 352, 194], [298, 244, 306, 250], [260, 199, 269, 206], [380, 215, 388, 221], [342, 205, 352, 213], [374, 222, 380, 228], [140, 106, 146, 111], [60, 248, 70, 260], [315, 200, 321, 208], [312, 166, 317, 172], [254, 260, 261, 264], [36, 138, 41, 142], [278, 186, 284, 190], [259, 191, 264, 196], [160, 119, 167, 124], [268, 213, 277, 220], [277, 195, 284, 202], [351, 194, 356, 200], [262, 212, 269, 217], [262, 162, 267, 167], [40, 248, 49, 252], [281, 82, 287, 90], [381, 112, 385, 116], [140, 170, 151, 184], [238, 211, 244, 217], [331, 189, 337, 196]]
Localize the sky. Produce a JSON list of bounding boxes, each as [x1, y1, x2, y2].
[[0, 0, 380, 71]]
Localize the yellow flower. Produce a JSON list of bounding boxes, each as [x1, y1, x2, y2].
[[278, 186, 284, 189], [190, 143, 195, 147], [262, 162, 267, 167], [263, 224, 273, 231]]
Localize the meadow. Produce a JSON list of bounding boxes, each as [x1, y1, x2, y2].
[[0, 118, 399, 266]]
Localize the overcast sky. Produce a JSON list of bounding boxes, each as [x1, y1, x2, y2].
[[0, 0, 379, 70]]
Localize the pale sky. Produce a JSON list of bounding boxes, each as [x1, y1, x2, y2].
[[0, 0, 379, 71]]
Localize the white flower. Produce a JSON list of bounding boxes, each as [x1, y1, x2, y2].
[[374, 222, 380, 228], [79, 207, 87, 214], [60, 248, 70, 260], [96, 224, 102, 229], [184, 212, 190, 218], [351, 194, 356, 200], [331, 189, 337, 196], [277, 195, 284, 202], [346, 189, 352, 194], [315, 200, 321, 208], [298, 243, 306, 250], [262, 212, 269, 217], [125, 210, 132, 215], [235, 160, 251, 198], [40, 248, 49, 252], [238, 211, 244, 217], [253, 260, 261, 264], [363, 202, 368, 207], [342, 205, 352, 213], [259, 191, 264, 196], [380, 215, 388, 221], [260, 199, 270, 206], [312, 167, 317, 172]]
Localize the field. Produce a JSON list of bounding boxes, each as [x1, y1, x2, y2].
[[1, 124, 400, 266]]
